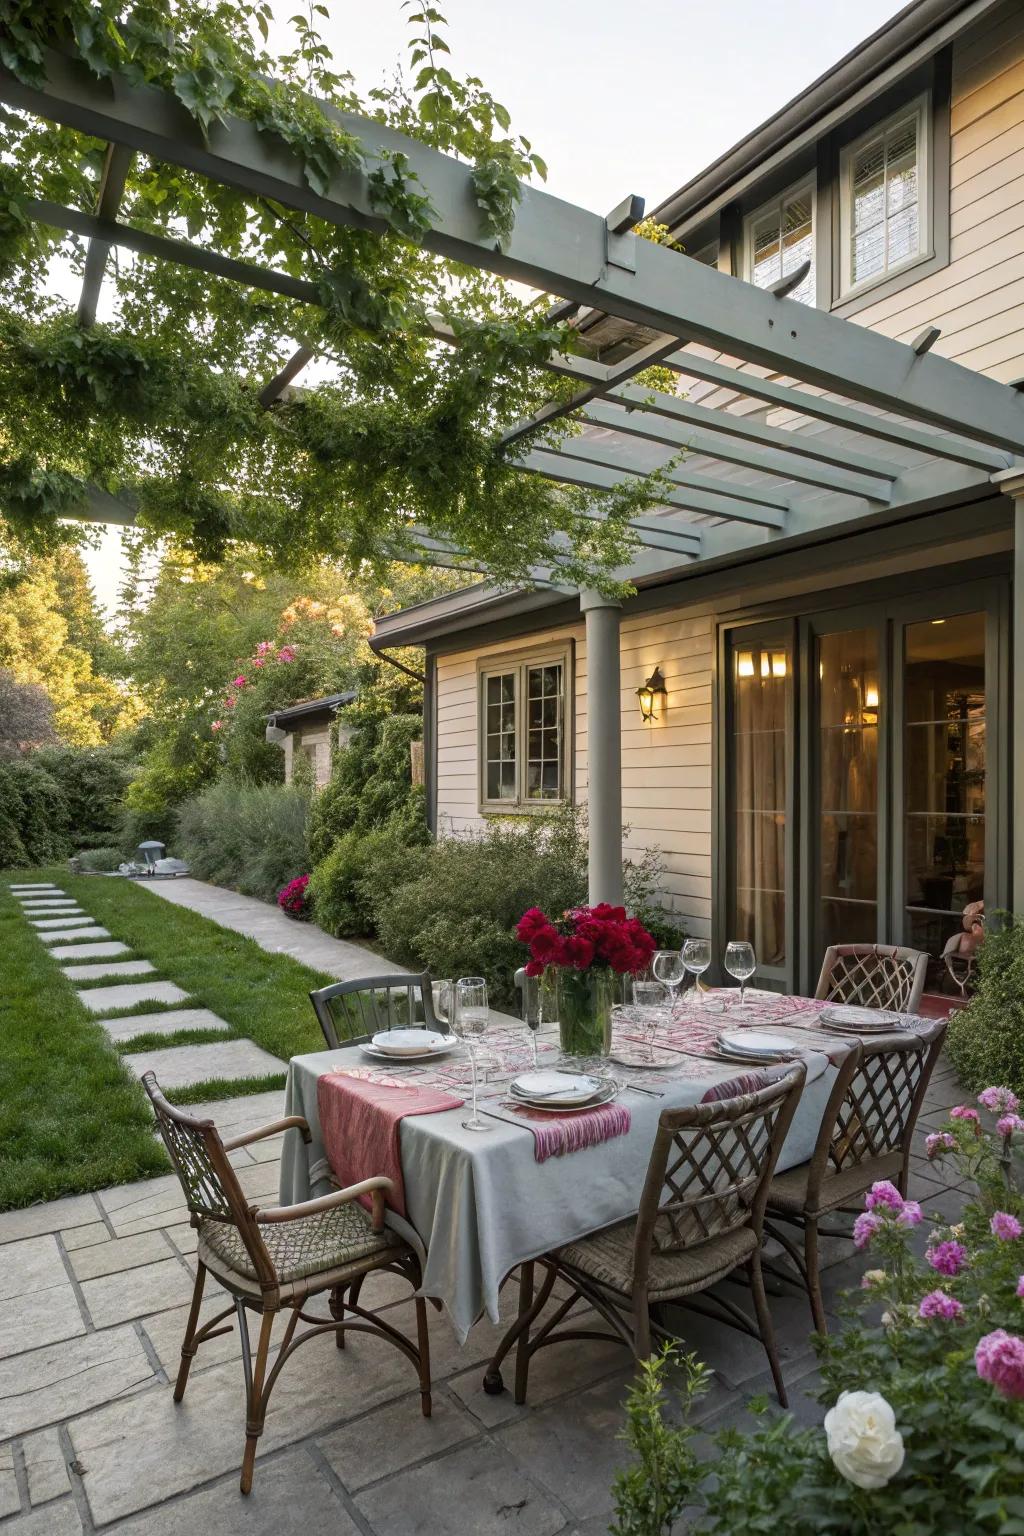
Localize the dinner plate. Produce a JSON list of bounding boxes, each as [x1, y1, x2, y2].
[[510, 1070, 604, 1107], [818, 1005, 899, 1032], [359, 1038, 456, 1063], [369, 1029, 449, 1056], [512, 1080, 618, 1114], [717, 1029, 796, 1059]]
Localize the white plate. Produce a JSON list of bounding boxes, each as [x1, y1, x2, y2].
[[717, 1029, 796, 1059], [510, 1071, 603, 1106], [819, 1006, 899, 1032], [512, 1081, 618, 1113], [370, 1029, 449, 1056], [359, 1039, 456, 1063]]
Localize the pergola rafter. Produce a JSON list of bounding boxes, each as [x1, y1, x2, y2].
[[76, 143, 134, 327]]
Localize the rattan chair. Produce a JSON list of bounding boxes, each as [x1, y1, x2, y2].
[[765, 1024, 946, 1332], [483, 1064, 806, 1407], [815, 943, 928, 1014], [143, 1072, 431, 1494], [309, 971, 444, 1049]]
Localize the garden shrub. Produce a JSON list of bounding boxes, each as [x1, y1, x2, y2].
[[76, 845, 125, 872], [309, 813, 429, 939], [947, 913, 1024, 1096], [33, 746, 132, 850], [177, 779, 310, 902], [0, 758, 70, 867], [609, 1094, 1024, 1536], [306, 712, 423, 866]]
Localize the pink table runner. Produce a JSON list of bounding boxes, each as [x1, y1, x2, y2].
[[317, 1069, 464, 1218], [481, 1096, 631, 1162]]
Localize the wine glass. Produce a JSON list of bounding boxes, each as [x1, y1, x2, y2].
[[652, 950, 686, 1013], [724, 941, 756, 1007], [681, 937, 711, 1006], [520, 970, 543, 1067], [631, 978, 667, 1060], [452, 976, 490, 1132]]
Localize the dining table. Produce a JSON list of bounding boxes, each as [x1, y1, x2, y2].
[[278, 990, 942, 1343]]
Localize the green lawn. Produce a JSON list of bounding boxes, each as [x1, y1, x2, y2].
[[0, 869, 335, 1210]]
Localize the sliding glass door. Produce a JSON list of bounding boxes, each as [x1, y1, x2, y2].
[[816, 625, 882, 954]]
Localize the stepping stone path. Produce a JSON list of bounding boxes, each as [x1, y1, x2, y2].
[[8, 882, 286, 1093]]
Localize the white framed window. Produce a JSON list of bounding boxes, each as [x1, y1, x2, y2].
[[840, 94, 930, 298], [744, 179, 815, 305], [478, 647, 571, 810]]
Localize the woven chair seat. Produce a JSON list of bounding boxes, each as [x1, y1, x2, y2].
[[767, 1148, 902, 1218], [198, 1202, 403, 1290], [555, 1219, 758, 1302]]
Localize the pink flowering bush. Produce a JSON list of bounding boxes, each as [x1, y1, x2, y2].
[[277, 874, 310, 918]]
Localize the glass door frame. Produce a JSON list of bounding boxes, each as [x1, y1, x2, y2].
[[715, 616, 798, 989]]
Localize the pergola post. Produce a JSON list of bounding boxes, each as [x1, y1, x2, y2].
[[580, 590, 623, 907], [993, 468, 1024, 909]]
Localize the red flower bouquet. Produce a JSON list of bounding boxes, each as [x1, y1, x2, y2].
[[515, 903, 656, 1055], [277, 874, 310, 919]]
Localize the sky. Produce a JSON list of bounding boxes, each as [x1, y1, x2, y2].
[[81, 0, 909, 614]]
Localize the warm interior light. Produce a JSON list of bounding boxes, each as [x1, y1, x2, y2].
[[865, 685, 879, 709], [931, 618, 946, 626], [760, 652, 770, 679], [737, 652, 755, 678], [771, 653, 787, 678]]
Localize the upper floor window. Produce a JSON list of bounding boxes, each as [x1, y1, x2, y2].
[[840, 95, 929, 297], [744, 180, 815, 304], [479, 648, 570, 811]]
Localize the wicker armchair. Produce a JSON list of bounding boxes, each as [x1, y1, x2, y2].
[[765, 1024, 946, 1332], [309, 971, 444, 1049], [143, 1072, 431, 1495], [483, 1064, 806, 1407], [814, 943, 928, 1014]]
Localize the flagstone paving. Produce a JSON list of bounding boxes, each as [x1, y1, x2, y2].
[[50, 940, 131, 962], [77, 980, 191, 1015], [37, 926, 111, 943], [29, 914, 92, 928], [103, 1007, 232, 1042], [122, 1039, 286, 1089], [62, 959, 157, 982]]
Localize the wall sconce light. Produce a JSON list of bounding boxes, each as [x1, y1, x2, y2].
[[863, 684, 879, 725], [637, 666, 668, 723]]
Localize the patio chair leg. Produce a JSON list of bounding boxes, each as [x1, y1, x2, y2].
[[631, 1291, 652, 1361], [482, 1260, 556, 1398], [804, 1219, 828, 1335], [240, 1309, 275, 1495], [415, 1295, 432, 1417], [173, 1262, 207, 1403], [749, 1254, 787, 1408]]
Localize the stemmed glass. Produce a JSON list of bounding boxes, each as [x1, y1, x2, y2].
[[631, 978, 667, 1060], [681, 937, 712, 1006], [724, 941, 757, 1006], [652, 950, 686, 1013], [452, 976, 490, 1132], [521, 970, 543, 1067]]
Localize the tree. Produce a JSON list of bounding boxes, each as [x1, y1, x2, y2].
[[0, 668, 56, 756], [0, 550, 137, 744], [0, 2, 663, 592]]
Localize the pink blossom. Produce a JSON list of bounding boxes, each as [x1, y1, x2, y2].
[[950, 1105, 982, 1125], [991, 1212, 1023, 1242], [998, 1114, 1024, 1138], [853, 1212, 882, 1250], [975, 1329, 1024, 1400], [256, 640, 274, 655], [919, 1290, 964, 1321], [979, 1086, 1020, 1115], [925, 1132, 956, 1158], [926, 1239, 968, 1277], [898, 1200, 923, 1229], [277, 646, 296, 663], [224, 696, 236, 709], [231, 675, 247, 689], [251, 657, 265, 668], [1016, 1275, 1024, 1299], [865, 1181, 904, 1212]]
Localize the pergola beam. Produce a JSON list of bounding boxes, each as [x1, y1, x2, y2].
[[518, 451, 707, 546], [259, 345, 315, 407], [76, 143, 134, 327], [578, 398, 890, 500], [5, 47, 1024, 452], [540, 439, 786, 527]]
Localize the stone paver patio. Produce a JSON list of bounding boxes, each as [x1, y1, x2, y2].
[[0, 1056, 969, 1534]]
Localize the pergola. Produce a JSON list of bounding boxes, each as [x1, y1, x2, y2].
[[5, 41, 1024, 907]]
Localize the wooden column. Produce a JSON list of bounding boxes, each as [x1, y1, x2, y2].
[[580, 590, 624, 907]]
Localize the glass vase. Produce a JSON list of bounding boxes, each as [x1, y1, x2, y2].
[[555, 968, 616, 1058]]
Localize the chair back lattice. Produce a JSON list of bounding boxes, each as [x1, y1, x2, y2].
[[309, 972, 443, 1050], [633, 1065, 806, 1279], [815, 943, 928, 1014], [806, 1027, 946, 1204], [142, 1072, 277, 1287]]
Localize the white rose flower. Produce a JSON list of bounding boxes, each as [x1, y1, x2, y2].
[[824, 1391, 905, 1490]]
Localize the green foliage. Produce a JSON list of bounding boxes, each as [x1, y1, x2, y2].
[[307, 711, 424, 866], [610, 1348, 711, 1536], [309, 817, 428, 940], [176, 779, 309, 901], [608, 1108, 1024, 1536], [0, 758, 70, 867], [948, 914, 1024, 1096], [0, 2, 656, 593], [76, 845, 125, 872], [33, 746, 132, 850]]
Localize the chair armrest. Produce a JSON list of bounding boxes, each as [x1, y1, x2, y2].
[[222, 1115, 311, 1152], [255, 1176, 394, 1232]]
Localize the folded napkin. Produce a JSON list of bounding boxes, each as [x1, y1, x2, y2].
[[317, 1070, 463, 1218], [494, 1099, 631, 1163]]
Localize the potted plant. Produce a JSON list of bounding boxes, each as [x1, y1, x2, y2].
[[277, 874, 310, 920], [516, 902, 657, 1056]]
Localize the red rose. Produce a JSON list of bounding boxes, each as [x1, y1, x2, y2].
[[530, 925, 563, 964], [516, 907, 551, 943], [562, 934, 595, 970], [524, 959, 546, 977]]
